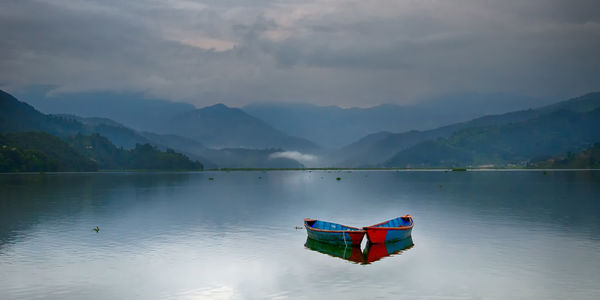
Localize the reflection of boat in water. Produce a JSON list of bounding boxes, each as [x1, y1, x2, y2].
[[304, 237, 364, 264], [305, 237, 414, 264], [304, 218, 366, 246], [364, 215, 414, 243], [363, 237, 414, 264]]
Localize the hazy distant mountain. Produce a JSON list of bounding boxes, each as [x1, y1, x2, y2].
[[164, 104, 319, 151], [333, 108, 544, 167], [244, 92, 545, 148], [333, 130, 440, 167], [16, 88, 196, 133], [17, 89, 320, 151], [54, 114, 155, 149], [336, 92, 600, 167]]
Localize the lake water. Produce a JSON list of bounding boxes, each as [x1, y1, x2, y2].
[[1, 170, 599, 299]]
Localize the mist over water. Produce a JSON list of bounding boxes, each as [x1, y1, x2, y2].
[[1, 171, 599, 299]]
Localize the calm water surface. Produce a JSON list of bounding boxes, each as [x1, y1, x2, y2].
[[1, 171, 599, 299]]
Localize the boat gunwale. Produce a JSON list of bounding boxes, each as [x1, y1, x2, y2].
[[363, 215, 414, 231], [304, 218, 366, 233]]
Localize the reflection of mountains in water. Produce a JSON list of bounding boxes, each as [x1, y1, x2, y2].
[[304, 236, 414, 265]]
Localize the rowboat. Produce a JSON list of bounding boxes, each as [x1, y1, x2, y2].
[[363, 215, 414, 244], [304, 218, 366, 246], [304, 237, 364, 263], [363, 236, 414, 264]]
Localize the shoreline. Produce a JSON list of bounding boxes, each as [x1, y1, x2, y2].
[[1, 168, 600, 175]]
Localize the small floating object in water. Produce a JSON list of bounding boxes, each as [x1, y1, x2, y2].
[[452, 168, 467, 171], [208, 177, 214, 180], [336, 177, 341, 181], [304, 218, 365, 246], [364, 215, 414, 244], [543, 171, 548, 175], [295, 226, 303, 230], [258, 176, 262, 179], [93, 226, 100, 233]]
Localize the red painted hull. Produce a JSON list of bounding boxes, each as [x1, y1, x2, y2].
[[364, 215, 414, 244]]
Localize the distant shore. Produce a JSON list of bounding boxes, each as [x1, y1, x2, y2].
[[2, 168, 599, 175]]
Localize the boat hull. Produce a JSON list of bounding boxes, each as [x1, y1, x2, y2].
[[364, 227, 412, 244], [304, 219, 365, 246], [364, 215, 414, 244]]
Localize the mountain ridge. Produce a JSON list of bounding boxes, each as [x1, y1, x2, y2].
[[333, 92, 600, 167], [244, 92, 546, 148], [384, 107, 600, 167]]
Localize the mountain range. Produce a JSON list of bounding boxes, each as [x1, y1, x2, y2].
[[19, 89, 549, 149], [243, 92, 547, 148], [0, 90, 307, 169], [0, 90, 204, 171], [333, 92, 600, 167], [3, 88, 600, 169], [18, 89, 317, 151]]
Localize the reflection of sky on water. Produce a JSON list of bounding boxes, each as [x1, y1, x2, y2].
[[1, 171, 599, 298]]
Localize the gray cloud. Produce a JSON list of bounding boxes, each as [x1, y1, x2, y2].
[[1, 0, 599, 107]]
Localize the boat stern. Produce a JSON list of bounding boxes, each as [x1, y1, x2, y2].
[[347, 231, 366, 246], [364, 227, 388, 244]]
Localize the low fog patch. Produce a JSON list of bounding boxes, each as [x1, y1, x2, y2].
[[269, 151, 318, 166]]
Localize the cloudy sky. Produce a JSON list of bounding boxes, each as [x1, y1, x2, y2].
[[1, 0, 599, 107]]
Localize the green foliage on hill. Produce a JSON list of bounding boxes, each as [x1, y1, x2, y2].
[[67, 134, 203, 170], [66, 133, 127, 170], [385, 108, 600, 168], [0, 132, 203, 172], [0, 146, 57, 172], [126, 144, 204, 170], [1, 90, 206, 171], [0, 132, 98, 172], [1, 90, 156, 149], [528, 144, 600, 169]]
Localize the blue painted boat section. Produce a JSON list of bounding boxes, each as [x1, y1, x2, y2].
[[310, 220, 358, 231], [372, 217, 413, 228], [306, 229, 353, 245], [384, 227, 412, 242], [373, 216, 413, 242], [304, 219, 365, 246]]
